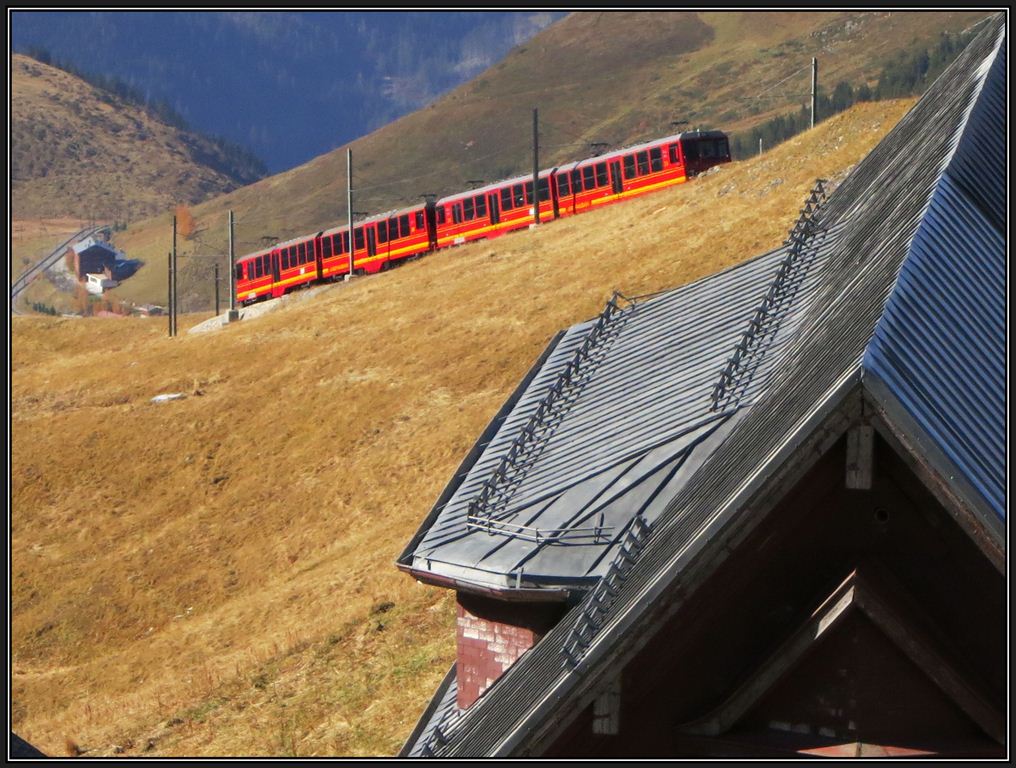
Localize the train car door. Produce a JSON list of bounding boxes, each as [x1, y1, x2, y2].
[[424, 201, 438, 251], [489, 192, 500, 225], [550, 170, 561, 219], [313, 233, 323, 279], [271, 250, 281, 289], [367, 227, 377, 258], [610, 161, 623, 194]]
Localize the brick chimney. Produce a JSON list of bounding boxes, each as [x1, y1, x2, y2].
[[455, 593, 566, 709]]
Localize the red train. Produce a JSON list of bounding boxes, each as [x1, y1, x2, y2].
[[234, 130, 730, 304]]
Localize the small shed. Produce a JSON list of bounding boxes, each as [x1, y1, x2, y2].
[[85, 272, 118, 295]]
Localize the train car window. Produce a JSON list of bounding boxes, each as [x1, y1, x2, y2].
[[378, 220, 388, 243], [436, 207, 446, 224], [342, 232, 350, 254], [558, 173, 571, 196], [524, 181, 534, 204], [582, 166, 595, 190], [282, 250, 289, 270], [701, 141, 716, 158], [452, 204, 462, 224], [513, 184, 525, 208], [475, 195, 487, 218], [572, 169, 583, 192], [400, 215, 411, 237], [624, 155, 636, 179], [537, 177, 550, 201], [254, 259, 261, 279], [595, 162, 608, 187], [354, 228, 364, 251], [684, 141, 700, 161], [501, 187, 513, 211], [668, 144, 680, 164], [637, 151, 650, 175], [719, 138, 730, 158], [463, 197, 474, 221], [414, 211, 424, 229], [297, 243, 305, 263], [235, 263, 243, 281], [322, 237, 332, 258], [650, 147, 663, 172]]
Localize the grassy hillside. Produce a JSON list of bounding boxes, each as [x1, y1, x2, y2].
[[12, 98, 913, 756], [105, 10, 985, 311], [11, 54, 260, 222]]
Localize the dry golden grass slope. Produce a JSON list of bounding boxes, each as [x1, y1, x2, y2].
[[11, 54, 249, 222], [105, 10, 984, 311], [11, 99, 913, 757]]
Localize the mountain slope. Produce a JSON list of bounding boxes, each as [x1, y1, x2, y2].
[[109, 10, 987, 307], [11, 54, 262, 221], [12, 99, 913, 757]]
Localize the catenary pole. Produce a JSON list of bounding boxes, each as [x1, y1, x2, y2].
[[228, 209, 236, 311], [167, 252, 172, 337], [811, 57, 818, 129], [347, 148, 354, 279], [171, 215, 178, 336], [532, 108, 540, 226]]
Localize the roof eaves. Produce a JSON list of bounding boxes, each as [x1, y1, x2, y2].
[[862, 372, 1005, 570]]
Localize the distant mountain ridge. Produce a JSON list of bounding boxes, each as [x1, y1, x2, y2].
[[11, 11, 566, 172], [11, 53, 264, 221]]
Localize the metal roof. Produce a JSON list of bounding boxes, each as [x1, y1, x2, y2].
[[403, 210, 843, 593], [401, 13, 1006, 757]]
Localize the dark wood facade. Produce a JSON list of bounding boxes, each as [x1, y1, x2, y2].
[[542, 429, 1004, 757]]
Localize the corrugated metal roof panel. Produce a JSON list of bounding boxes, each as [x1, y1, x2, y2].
[[864, 174, 1005, 520]]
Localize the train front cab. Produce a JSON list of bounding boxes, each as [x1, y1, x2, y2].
[[678, 130, 731, 177], [235, 248, 274, 305]]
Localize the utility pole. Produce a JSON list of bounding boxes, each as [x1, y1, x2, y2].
[[759, 137, 763, 156], [811, 57, 818, 129], [532, 107, 540, 226], [167, 252, 173, 338], [171, 215, 178, 337], [214, 262, 220, 316], [228, 209, 236, 313], [346, 148, 355, 279]]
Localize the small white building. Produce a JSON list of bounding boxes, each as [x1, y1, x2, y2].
[[85, 273, 118, 295]]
